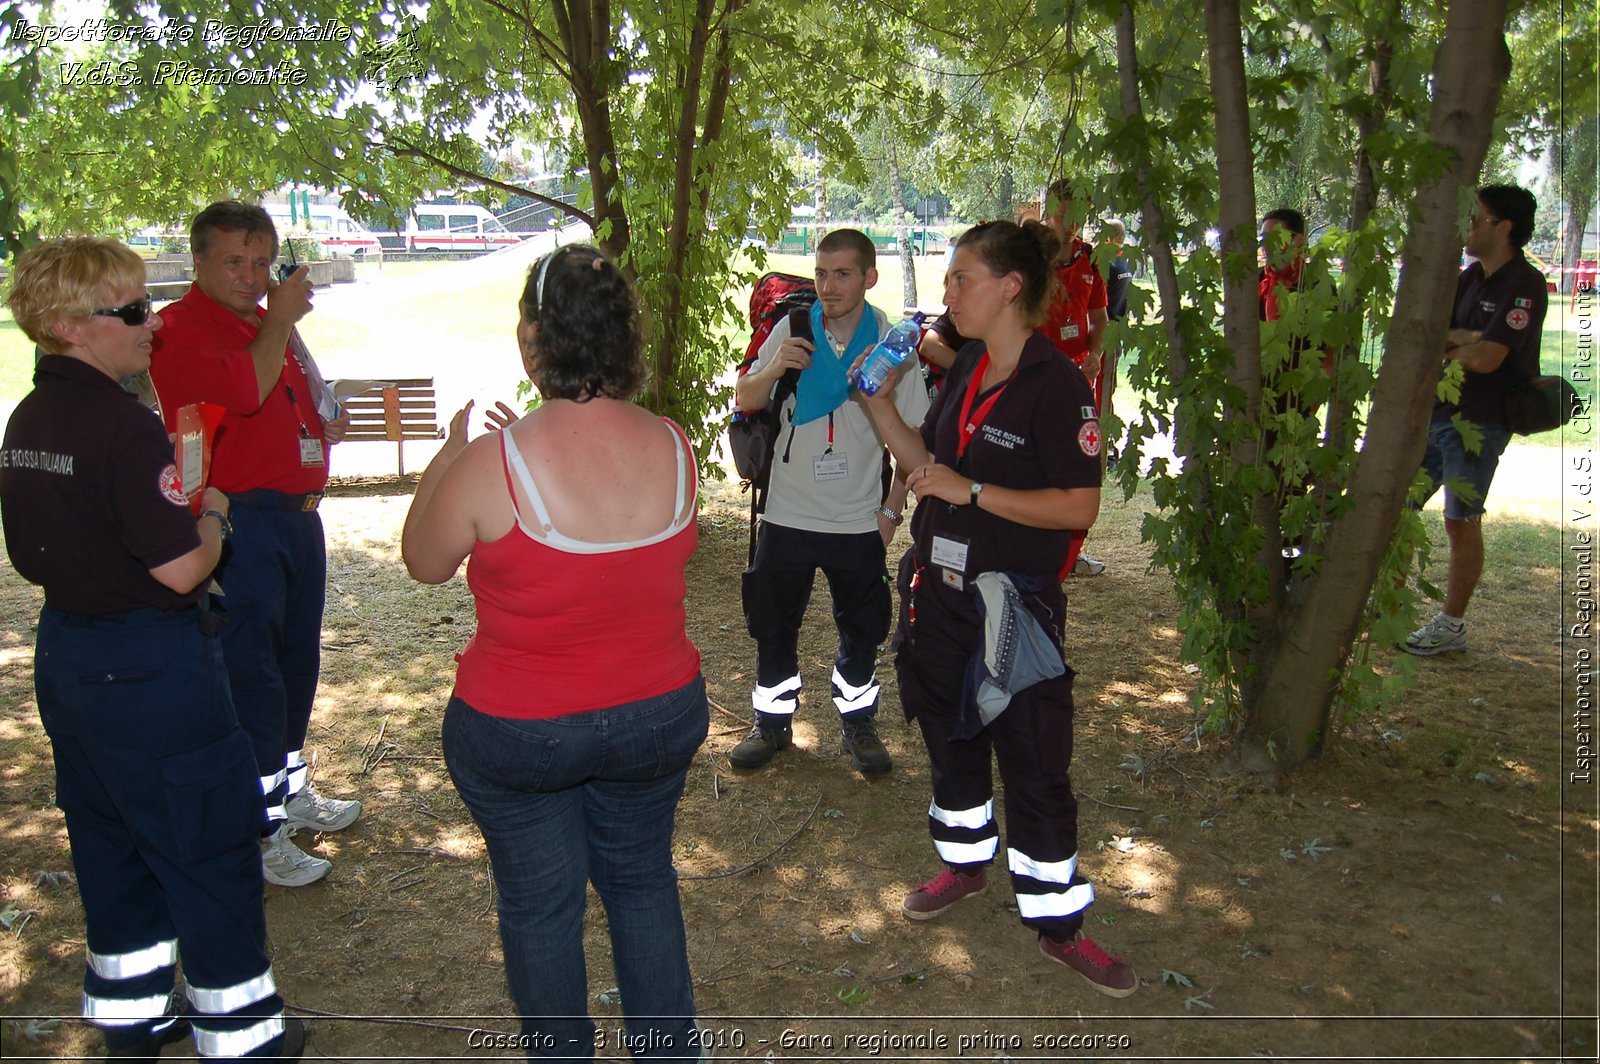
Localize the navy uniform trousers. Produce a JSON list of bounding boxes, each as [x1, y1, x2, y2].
[[37, 605, 290, 1058], [894, 566, 1095, 941], [211, 500, 326, 824], [741, 522, 892, 719]]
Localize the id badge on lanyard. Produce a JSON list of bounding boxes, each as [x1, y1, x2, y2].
[[284, 365, 325, 468], [812, 411, 845, 481]]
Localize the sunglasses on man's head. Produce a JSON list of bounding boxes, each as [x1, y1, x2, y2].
[[91, 296, 153, 326]]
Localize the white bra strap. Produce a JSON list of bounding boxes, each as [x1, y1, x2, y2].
[[501, 429, 555, 532]]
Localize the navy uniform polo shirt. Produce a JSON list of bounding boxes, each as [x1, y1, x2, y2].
[[911, 331, 1102, 583], [1439, 250, 1548, 425], [0, 355, 202, 614]]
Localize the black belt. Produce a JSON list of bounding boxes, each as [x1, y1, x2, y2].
[[228, 489, 324, 512]]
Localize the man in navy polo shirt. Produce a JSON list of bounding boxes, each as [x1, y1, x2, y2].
[[1405, 184, 1548, 655], [151, 201, 362, 885]]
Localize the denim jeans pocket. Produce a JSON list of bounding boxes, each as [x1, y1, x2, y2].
[[649, 677, 710, 776], [444, 698, 565, 792]]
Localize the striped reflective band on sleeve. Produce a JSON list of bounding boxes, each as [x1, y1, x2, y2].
[[831, 667, 880, 714], [1014, 882, 1096, 920], [752, 674, 801, 715], [186, 969, 276, 1014], [193, 1012, 284, 1057], [83, 991, 171, 1025], [928, 798, 994, 831], [87, 938, 177, 980]]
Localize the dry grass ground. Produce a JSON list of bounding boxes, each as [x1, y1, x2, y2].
[[0, 475, 1594, 1062]]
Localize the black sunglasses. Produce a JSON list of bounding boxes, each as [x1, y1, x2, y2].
[[91, 295, 154, 326]]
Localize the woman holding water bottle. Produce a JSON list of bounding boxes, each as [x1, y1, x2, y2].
[[855, 220, 1138, 998]]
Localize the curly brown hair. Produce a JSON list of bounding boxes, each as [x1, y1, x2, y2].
[[520, 245, 647, 401]]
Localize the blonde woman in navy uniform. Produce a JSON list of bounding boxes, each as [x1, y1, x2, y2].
[[1, 238, 301, 1059], [857, 220, 1138, 998]]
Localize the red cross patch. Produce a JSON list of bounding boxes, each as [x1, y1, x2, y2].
[[1506, 307, 1530, 330], [158, 463, 186, 507], [1078, 420, 1102, 457]]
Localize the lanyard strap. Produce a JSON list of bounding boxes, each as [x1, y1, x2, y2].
[[957, 352, 1009, 459]]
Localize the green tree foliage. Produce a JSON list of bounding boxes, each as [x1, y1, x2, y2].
[[1, 0, 915, 464]]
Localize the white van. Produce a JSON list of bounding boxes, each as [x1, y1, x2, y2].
[[407, 203, 523, 252], [264, 202, 384, 259]]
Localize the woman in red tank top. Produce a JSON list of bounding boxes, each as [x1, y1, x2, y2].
[[402, 245, 707, 1061]]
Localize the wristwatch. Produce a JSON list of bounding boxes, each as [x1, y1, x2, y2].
[[200, 509, 233, 541], [969, 482, 985, 507], [877, 505, 902, 527]]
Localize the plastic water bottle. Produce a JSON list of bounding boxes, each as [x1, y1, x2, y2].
[[853, 312, 926, 397]]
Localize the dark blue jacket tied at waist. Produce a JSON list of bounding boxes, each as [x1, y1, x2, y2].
[[955, 571, 1066, 741]]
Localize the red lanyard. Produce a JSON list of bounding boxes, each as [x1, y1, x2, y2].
[[956, 352, 1009, 459]]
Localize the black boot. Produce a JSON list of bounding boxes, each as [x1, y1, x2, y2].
[[840, 714, 892, 774], [104, 1016, 190, 1062], [729, 713, 792, 769]]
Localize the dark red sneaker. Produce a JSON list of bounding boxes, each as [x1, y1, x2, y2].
[[901, 867, 988, 920], [1039, 932, 1138, 998]]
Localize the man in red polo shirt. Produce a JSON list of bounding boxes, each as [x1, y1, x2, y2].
[[151, 201, 361, 888], [1041, 180, 1109, 577]]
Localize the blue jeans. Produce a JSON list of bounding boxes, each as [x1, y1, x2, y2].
[[443, 675, 709, 1062], [1420, 417, 1512, 520]]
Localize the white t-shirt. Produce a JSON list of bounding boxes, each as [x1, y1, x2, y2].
[[751, 307, 930, 535]]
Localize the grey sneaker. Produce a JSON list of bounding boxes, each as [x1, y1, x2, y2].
[[1403, 613, 1467, 656], [285, 783, 361, 832], [262, 826, 331, 887]]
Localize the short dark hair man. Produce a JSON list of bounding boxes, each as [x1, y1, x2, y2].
[[1405, 184, 1547, 655], [150, 201, 363, 884], [731, 228, 929, 773]]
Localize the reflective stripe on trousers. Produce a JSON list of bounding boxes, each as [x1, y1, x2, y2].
[[193, 1012, 286, 1057], [1008, 847, 1095, 921], [83, 991, 170, 1025], [87, 938, 177, 981], [928, 798, 999, 865], [831, 666, 879, 715], [753, 674, 801, 716]]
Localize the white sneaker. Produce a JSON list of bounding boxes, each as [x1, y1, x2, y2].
[[1072, 554, 1108, 577], [1403, 613, 1467, 656], [285, 783, 362, 832], [262, 825, 331, 888]]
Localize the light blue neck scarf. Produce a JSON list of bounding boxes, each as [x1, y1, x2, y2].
[[792, 302, 878, 426]]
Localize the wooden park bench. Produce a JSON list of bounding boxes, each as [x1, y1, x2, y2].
[[340, 378, 444, 475]]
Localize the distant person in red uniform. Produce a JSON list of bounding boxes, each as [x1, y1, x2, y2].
[[1041, 180, 1109, 577], [150, 201, 362, 890], [402, 245, 708, 1059]]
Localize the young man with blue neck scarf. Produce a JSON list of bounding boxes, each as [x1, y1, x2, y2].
[[732, 228, 930, 774]]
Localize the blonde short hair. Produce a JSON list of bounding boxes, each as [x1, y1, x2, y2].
[[5, 238, 147, 355]]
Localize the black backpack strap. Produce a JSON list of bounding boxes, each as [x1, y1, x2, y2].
[[748, 310, 812, 567]]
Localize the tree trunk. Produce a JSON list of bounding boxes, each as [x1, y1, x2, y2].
[[886, 137, 918, 311], [1560, 122, 1597, 294], [551, 0, 630, 267], [1114, 4, 1190, 414], [1239, 0, 1512, 771], [998, 167, 1015, 223], [1205, 0, 1285, 653], [651, 0, 720, 411]]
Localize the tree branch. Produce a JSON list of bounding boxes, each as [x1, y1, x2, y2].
[[385, 141, 596, 228]]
